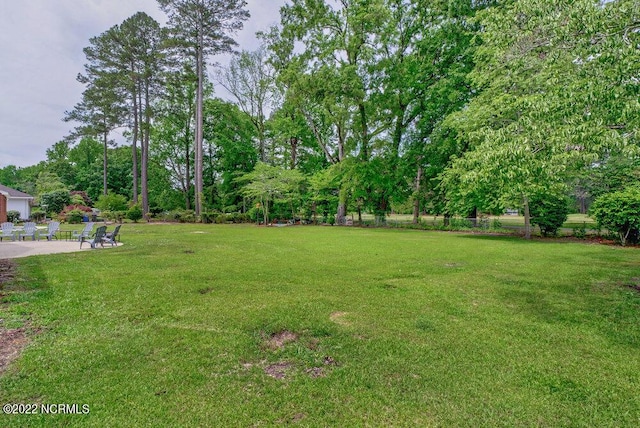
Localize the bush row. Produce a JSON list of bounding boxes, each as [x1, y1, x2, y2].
[[155, 210, 253, 224]]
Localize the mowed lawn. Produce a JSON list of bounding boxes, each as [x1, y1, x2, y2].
[[1, 224, 639, 427]]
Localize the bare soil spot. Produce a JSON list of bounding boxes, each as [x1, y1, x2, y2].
[[264, 361, 293, 379], [264, 330, 298, 351], [0, 259, 17, 286], [305, 367, 325, 378], [626, 278, 640, 293], [330, 311, 350, 326], [0, 259, 30, 375], [0, 327, 28, 374]]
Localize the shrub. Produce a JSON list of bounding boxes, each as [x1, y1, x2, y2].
[[70, 191, 93, 207], [448, 218, 473, 229], [572, 223, 587, 239], [39, 190, 70, 216], [30, 209, 46, 222], [102, 210, 126, 223], [591, 186, 640, 246], [7, 210, 21, 222], [247, 207, 265, 224], [126, 204, 143, 222], [529, 195, 570, 237], [167, 210, 196, 223], [65, 209, 85, 224], [60, 204, 92, 223], [200, 212, 216, 224], [63, 204, 92, 213], [95, 192, 128, 212]]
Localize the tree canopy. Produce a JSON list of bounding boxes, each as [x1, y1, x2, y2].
[[4, 0, 637, 239]]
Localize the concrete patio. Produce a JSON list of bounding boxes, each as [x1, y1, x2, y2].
[[0, 240, 122, 259]]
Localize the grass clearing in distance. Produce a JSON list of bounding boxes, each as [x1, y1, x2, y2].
[[1, 224, 639, 427]]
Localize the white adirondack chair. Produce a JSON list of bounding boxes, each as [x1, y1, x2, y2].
[[0, 222, 15, 241], [72, 222, 94, 241], [17, 222, 38, 241], [43, 221, 60, 241]]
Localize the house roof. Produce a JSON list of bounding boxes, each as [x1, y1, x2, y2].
[[0, 184, 34, 199]]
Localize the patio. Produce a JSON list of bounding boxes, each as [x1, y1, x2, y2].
[[0, 240, 122, 259]]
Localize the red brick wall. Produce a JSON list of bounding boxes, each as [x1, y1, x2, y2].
[[0, 195, 6, 223]]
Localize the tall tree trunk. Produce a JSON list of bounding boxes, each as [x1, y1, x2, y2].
[[131, 79, 139, 204], [336, 188, 347, 225], [141, 81, 151, 218], [412, 165, 423, 224], [523, 195, 532, 239], [289, 136, 298, 170], [194, 38, 204, 217], [102, 131, 108, 196], [358, 103, 369, 160], [184, 130, 191, 210]]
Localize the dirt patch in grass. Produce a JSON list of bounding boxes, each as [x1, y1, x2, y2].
[[304, 356, 339, 379], [0, 327, 28, 374], [0, 259, 17, 286], [263, 330, 299, 351], [255, 329, 339, 380], [0, 259, 29, 375], [625, 278, 640, 293], [330, 311, 350, 326], [264, 361, 294, 379]]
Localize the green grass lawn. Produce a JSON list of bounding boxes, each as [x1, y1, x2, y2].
[[1, 224, 639, 427]]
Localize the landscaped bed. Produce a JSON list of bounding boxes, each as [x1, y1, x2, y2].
[[1, 224, 639, 426]]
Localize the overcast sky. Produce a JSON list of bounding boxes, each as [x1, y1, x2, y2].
[[0, 0, 286, 169]]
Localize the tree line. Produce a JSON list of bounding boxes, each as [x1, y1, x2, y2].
[[1, 0, 638, 240]]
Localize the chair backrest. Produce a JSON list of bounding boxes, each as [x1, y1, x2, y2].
[[110, 225, 121, 239], [83, 222, 95, 233], [93, 225, 107, 241], [48, 221, 60, 233], [23, 222, 37, 233], [1, 222, 14, 233]]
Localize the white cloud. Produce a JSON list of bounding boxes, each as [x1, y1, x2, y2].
[[0, 0, 286, 169]]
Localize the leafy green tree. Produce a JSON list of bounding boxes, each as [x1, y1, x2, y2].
[[0, 165, 20, 188], [65, 73, 126, 196], [440, 0, 636, 238], [35, 172, 68, 196], [217, 47, 276, 163], [95, 192, 128, 212], [69, 137, 102, 172], [239, 162, 305, 224], [591, 185, 640, 246], [269, 0, 388, 223], [127, 204, 144, 222], [39, 190, 71, 216], [159, 0, 250, 216], [77, 12, 166, 216], [202, 98, 257, 212], [151, 65, 198, 210], [529, 195, 570, 237], [45, 141, 76, 187]]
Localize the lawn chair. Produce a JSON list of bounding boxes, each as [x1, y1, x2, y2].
[[102, 224, 121, 246], [42, 221, 60, 241], [80, 225, 107, 249], [0, 222, 15, 241], [72, 222, 94, 241], [17, 222, 38, 241]]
